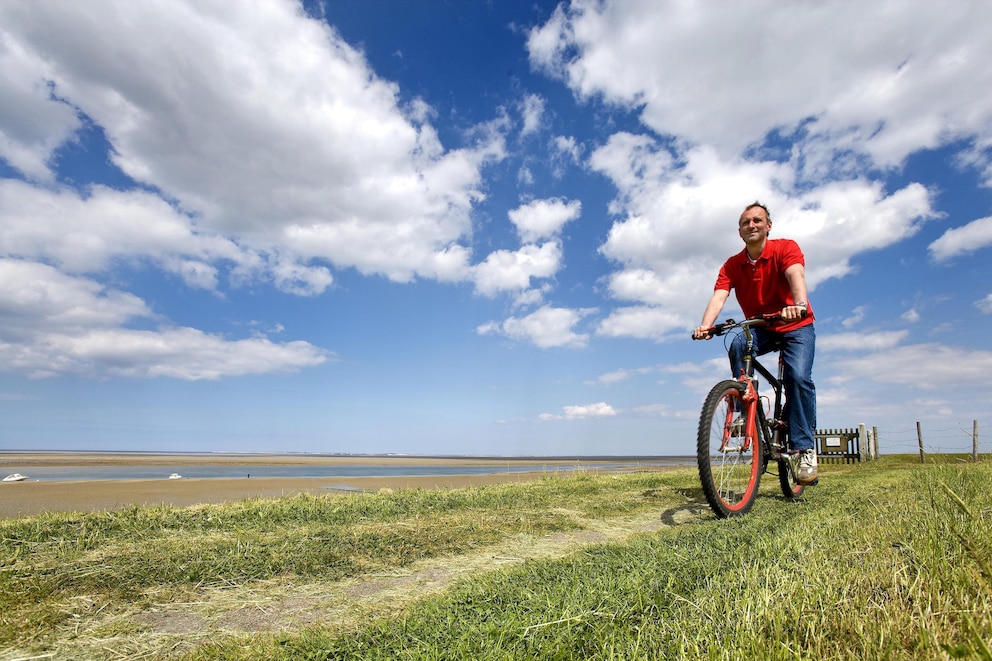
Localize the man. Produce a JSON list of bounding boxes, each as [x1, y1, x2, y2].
[[693, 202, 818, 484]]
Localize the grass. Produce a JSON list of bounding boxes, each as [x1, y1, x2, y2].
[[1, 457, 990, 659]]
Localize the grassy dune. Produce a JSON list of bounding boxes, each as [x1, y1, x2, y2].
[[1, 456, 990, 659]]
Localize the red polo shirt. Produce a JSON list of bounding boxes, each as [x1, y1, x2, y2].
[[714, 238, 814, 333]]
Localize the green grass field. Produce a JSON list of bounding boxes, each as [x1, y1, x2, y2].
[[1, 456, 990, 659]]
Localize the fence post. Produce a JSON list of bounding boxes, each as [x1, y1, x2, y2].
[[858, 423, 867, 462], [872, 426, 879, 459], [917, 421, 925, 464], [974, 420, 979, 462]]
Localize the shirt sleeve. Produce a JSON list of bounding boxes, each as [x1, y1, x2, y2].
[[779, 239, 805, 269], [714, 256, 735, 291]]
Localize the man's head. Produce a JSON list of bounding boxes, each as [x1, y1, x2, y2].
[[739, 201, 771, 246]]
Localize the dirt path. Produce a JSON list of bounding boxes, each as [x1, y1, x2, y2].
[[73, 502, 707, 656]]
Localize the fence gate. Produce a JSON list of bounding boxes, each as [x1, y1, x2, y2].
[[815, 428, 861, 464]]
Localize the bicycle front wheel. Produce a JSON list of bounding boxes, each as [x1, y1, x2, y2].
[[696, 380, 762, 518]]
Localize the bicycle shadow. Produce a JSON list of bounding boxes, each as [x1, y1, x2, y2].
[[657, 487, 711, 526], [660, 488, 810, 525]]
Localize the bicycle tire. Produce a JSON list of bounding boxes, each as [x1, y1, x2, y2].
[[772, 389, 806, 500], [696, 380, 763, 518], [777, 457, 806, 500]]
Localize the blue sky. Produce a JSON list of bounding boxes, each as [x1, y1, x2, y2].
[[1, 0, 990, 456]]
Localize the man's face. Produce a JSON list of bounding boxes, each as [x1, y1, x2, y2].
[[738, 207, 771, 244]]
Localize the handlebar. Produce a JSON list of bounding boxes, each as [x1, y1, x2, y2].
[[691, 310, 807, 340]]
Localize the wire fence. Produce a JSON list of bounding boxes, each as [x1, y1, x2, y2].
[[871, 421, 989, 459]]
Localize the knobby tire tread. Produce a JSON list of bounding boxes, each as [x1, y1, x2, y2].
[[696, 380, 762, 518]]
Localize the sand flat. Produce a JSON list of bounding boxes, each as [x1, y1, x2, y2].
[[0, 452, 610, 519], [0, 473, 554, 519]]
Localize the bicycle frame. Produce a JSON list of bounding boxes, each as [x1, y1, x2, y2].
[[735, 321, 790, 463]]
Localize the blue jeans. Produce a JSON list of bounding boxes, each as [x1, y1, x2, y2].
[[729, 324, 817, 452]]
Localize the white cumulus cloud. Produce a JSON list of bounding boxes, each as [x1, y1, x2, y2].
[[508, 197, 581, 244], [928, 216, 992, 262], [473, 242, 562, 297], [541, 401, 617, 420], [0, 0, 518, 377], [478, 305, 594, 349], [817, 331, 909, 353], [0, 259, 328, 379], [0, 0, 505, 290], [529, 1, 992, 170]]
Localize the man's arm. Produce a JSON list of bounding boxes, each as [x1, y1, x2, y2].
[[693, 289, 730, 339], [782, 263, 808, 321]]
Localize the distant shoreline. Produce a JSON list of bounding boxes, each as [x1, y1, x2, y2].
[[0, 452, 688, 519], [0, 450, 685, 467]]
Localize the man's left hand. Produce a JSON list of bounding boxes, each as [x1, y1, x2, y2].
[[781, 304, 807, 321]]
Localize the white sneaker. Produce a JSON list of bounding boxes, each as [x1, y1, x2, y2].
[[728, 416, 744, 437], [796, 449, 818, 484]]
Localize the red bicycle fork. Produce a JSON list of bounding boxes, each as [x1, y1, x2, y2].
[[740, 377, 759, 449], [720, 377, 759, 452], [721, 376, 795, 462]]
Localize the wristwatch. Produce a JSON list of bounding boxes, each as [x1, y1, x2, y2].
[[794, 301, 808, 309]]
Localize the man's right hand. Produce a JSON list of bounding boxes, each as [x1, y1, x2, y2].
[[692, 327, 712, 340]]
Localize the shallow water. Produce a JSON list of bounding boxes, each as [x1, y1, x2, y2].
[[1, 459, 692, 483]]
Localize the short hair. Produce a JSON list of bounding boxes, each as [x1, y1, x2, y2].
[[743, 201, 771, 222]]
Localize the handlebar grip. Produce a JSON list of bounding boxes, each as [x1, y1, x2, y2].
[[692, 323, 727, 339], [761, 308, 808, 323]]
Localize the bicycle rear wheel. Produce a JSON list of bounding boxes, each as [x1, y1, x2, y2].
[[777, 456, 806, 500], [773, 400, 806, 500], [696, 380, 763, 518]]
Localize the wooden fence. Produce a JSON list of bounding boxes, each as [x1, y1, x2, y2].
[[815, 425, 874, 464]]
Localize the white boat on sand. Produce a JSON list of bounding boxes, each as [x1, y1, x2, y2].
[[3, 473, 28, 482]]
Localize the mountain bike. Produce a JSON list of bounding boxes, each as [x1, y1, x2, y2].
[[692, 314, 811, 518]]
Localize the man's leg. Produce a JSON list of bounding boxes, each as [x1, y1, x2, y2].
[[725, 332, 755, 430], [779, 324, 817, 451], [728, 328, 778, 380], [727, 331, 753, 381], [727, 330, 776, 430]]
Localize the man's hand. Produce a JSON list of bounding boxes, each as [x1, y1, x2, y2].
[[693, 326, 712, 340], [781, 303, 808, 321]]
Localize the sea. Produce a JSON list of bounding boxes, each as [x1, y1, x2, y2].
[[1, 455, 694, 483]]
